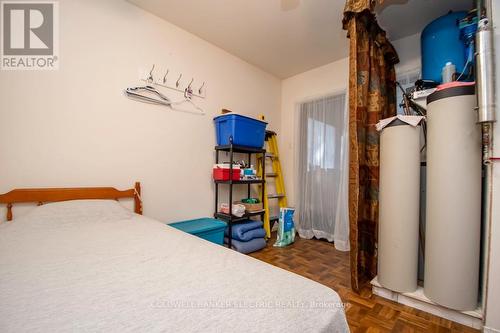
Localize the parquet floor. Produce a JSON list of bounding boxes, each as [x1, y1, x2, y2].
[[250, 235, 479, 333]]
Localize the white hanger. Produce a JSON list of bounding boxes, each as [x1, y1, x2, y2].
[[124, 85, 205, 115], [166, 87, 205, 114]]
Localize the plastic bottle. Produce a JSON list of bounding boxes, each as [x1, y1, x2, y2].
[[442, 62, 456, 83]]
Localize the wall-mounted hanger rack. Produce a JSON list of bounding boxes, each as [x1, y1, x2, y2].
[[141, 64, 206, 99]]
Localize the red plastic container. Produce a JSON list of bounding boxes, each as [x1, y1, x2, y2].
[[213, 168, 241, 181]]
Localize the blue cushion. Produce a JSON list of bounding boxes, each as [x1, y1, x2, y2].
[[224, 237, 267, 254], [224, 220, 263, 241]]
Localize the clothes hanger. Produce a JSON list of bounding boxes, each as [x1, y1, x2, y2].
[[125, 85, 171, 102], [125, 88, 171, 106], [125, 90, 171, 106], [124, 85, 205, 114], [164, 87, 205, 114]]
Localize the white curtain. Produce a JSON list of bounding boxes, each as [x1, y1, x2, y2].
[[296, 93, 349, 251]]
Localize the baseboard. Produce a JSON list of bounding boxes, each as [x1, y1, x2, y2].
[[371, 277, 483, 330], [483, 326, 500, 333]]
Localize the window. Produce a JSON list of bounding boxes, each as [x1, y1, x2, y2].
[[299, 93, 346, 172], [307, 118, 336, 170]]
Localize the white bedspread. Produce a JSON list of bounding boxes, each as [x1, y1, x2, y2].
[[0, 200, 348, 333]]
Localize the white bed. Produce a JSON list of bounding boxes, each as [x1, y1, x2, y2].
[[0, 200, 348, 332]]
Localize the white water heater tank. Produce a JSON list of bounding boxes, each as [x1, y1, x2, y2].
[[424, 84, 481, 311], [378, 121, 421, 293]]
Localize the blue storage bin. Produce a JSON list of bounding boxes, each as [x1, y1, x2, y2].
[[169, 218, 227, 245], [214, 114, 268, 148]]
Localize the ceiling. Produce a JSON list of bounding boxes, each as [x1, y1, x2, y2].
[[129, 0, 473, 79], [377, 0, 473, 40]]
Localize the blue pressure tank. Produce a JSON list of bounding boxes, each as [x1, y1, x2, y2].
[[421, 11, 467, 83]]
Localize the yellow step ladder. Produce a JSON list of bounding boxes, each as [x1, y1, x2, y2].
[[257, 129, 288, 238]]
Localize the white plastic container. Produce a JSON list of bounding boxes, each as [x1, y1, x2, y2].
[[441, 62, 456, 83]]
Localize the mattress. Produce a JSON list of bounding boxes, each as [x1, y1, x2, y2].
[[0, 200, 348, 332]]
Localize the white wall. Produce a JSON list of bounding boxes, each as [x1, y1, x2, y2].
[[280, 33, 421, 206], [0, 0, 281, 222], [484, 2, 500, 331], [392, 33, 421, 73]]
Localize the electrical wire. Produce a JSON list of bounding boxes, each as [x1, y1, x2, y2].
[[456, 45, 474, 81], [396, 82, 412, 115], [395, 81, 428, 149], [456, 59, 471, 81]]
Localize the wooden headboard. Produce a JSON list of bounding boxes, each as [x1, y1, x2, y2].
[[0, 182, 142, 221]]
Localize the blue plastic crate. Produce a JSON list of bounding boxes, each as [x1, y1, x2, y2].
[[168, 218, 227, 245], [214, 114, 267, 148]]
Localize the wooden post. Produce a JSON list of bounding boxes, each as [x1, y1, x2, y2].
[[6, 203, 12, 221], [134, 182, 142, 215]]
